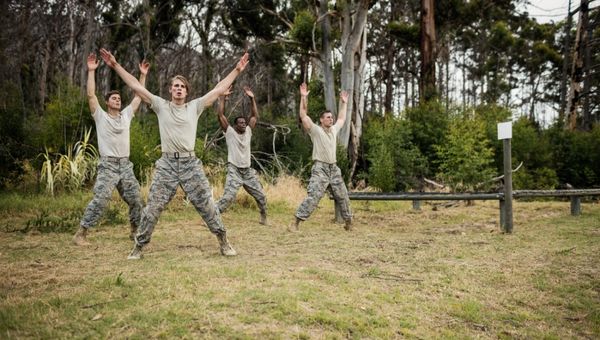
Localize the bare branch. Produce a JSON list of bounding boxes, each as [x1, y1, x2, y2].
[[259, 5, 293, 29]]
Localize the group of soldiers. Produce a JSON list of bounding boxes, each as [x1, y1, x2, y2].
[[72, 50, 353, 259]]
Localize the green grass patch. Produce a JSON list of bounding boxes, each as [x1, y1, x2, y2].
[[0, 193, 599, 338]]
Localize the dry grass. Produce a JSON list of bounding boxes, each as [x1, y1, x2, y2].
[[0, 184, 599, 338]]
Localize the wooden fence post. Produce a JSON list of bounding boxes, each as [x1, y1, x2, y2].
[[570, 196, 581, 216], [412, 200, 421, 210], [498, 122, 513, 233]]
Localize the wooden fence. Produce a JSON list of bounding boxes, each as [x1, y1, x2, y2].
[[333, 189, 600, 231]]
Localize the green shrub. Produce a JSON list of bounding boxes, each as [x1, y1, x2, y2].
[[27, 78, 92, 153], [435, 116, 496, 192], [129, 117, 161, 180], [369, 144, 396, 191], [406, 100, 449, 175], [40, 128, 98, 196], [363, 115, 427, 191], [513, 166, 559, 190], [548, 124, 600, 188]]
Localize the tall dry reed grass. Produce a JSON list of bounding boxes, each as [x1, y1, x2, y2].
[[137, 165, 306, 208]]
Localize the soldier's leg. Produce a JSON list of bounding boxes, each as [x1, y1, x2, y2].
[[181, 158, 235, 256], [116, 161, 143, 240], [134, 158, 179, 247], [216, 164, 243, 214], [241, 168, 268, 224], [329, 165, 353, 230], [295, 163, 330, 221], [75, 161, 119, 245]]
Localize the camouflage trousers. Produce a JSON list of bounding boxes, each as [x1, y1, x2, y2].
[[217, 163, 267, 215], [80, 157, 143, 229], [295, 161, 352, 221], [135, 156, 226, 247]]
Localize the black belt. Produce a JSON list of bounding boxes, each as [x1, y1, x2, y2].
[[162, 152, 195, 159]]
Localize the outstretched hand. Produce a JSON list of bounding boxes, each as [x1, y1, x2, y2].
[[87, 53, 99, 71], [99, 48, 117, 68], [235, 52, 250, 72], [243, 86, 254, 98], [340, 90, 349, 103], [139, 60, 150, 75], [220, 85, 233, 98], [300, 83, 310, 96]]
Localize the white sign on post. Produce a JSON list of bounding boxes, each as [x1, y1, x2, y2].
[[497, 121, 512, 140]]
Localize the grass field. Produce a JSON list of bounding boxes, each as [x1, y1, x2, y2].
[[0, 180, 599, 338]]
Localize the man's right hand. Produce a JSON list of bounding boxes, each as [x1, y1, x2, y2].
[[220, 85, 233, 98], [139, 60, 150, 75], [87, 53, 99, 71], [99, 48, 118, 68], [235, 52, 250, 72], [300, 82, 310, 97], [243, 86, 254, 98]]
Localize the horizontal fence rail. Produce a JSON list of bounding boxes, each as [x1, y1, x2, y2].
[[513, 189, 600, 198], [333, 189, 600, 226], [345, 192, 503, 201]]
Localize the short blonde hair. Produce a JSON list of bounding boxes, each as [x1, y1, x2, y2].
[[170, 75, 190, 93]]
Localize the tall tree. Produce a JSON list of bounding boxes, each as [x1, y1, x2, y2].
[[419, 0, 436, 101], [338, 0, 371, 181]]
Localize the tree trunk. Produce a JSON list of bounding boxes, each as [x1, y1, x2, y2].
[[143, 0, 152, 57], [566, 3, 585, 130], [80, 0, 96, 96], [320, 0, 336, 115], [419, 0, 436, 102], [66, 0, 76, 84], [39, 39, 51, 111], [338, 0, 369, 149], [349, 27, 368, 181]]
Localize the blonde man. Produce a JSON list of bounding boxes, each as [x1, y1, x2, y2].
[[100, 48, 249, 259]]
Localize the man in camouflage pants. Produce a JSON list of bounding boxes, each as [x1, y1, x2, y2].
[[216, 85, 267, 225], [73, 53, 149, 246], [100, 48, 249, 259], [289, 82, 352, 232]]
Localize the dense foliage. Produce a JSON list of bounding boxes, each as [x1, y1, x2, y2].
[[0, 0, 598, 193]]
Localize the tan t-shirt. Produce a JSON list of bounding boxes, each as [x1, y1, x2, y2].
[[150, 95, 206, 153], [308, 122, 337, 164], [93, 105, 134, 157], [225, 125, 252, 168]]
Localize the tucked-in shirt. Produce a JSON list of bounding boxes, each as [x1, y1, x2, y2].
[[150, 95, 206, 153], [308, 122, 337, 164], [225, 125, 252, 168], [93, 105, 134, 157]]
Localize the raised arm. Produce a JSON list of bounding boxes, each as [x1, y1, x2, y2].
[[244, 86, 258, 129], [217, 86, 233, 131], [298, 83, 313, 132], [99, 48, 153, 104], [129, 60, 150, 114], [202, 52, 249, 106], [334, 90, 349, 129], [86, 53, 100, 114]]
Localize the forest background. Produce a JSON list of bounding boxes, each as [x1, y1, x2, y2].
[[1, 0, 599, 195]]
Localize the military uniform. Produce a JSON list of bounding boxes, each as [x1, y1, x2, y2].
[[295, 123, 352, 222], [217, 125, 267, 218], [80, 105, 142, 232], [132, 94, 234, 255]]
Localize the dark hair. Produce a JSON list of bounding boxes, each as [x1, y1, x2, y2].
[[104, 90, 121, 102], [233, 116, 247, 125]]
